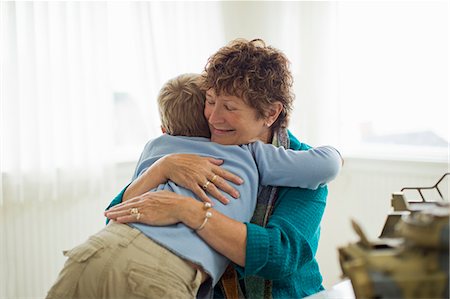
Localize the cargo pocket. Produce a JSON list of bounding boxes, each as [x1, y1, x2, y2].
[[46, 239, 105, 299], [64, 237, 104, 262], [127, 261, 196, 299]]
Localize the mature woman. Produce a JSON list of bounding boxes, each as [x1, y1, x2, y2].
[[108, 39, 328, 298]]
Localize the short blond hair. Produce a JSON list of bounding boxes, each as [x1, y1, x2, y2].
[[157, 73, 210, 138]]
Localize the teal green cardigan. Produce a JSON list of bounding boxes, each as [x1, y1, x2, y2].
[[233, 132, 326, 298], [106, 132, 326, 298]]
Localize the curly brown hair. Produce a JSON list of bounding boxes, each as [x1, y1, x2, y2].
[[202, 38, 294, 131]]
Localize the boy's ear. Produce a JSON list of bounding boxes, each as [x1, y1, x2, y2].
[[161, 126, 166, 134]]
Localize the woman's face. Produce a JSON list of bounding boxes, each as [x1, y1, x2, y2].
[[204, 89, 271, 145]]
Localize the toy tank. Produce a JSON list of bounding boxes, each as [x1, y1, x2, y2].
[[338, 173, 449, 299]]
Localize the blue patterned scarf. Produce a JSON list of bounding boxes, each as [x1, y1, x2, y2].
[[243, 128, 290, 299], [219, 128, 290, 299]]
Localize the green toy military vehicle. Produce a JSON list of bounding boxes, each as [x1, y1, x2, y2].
[[339, 173, 449, 299]]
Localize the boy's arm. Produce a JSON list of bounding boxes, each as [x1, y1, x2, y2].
[[250, 141, 342, 189]]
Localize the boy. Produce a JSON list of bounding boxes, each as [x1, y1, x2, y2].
[[47, 74, 341, 299]]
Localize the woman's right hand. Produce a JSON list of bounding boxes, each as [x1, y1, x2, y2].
[[159, 153, 243, 205]]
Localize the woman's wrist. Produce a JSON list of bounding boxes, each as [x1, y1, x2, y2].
[[177, 196, 247, 266], [194, 202, 213, 231], [175, 197, 210, 230]]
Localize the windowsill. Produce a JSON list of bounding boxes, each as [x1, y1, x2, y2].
[[340, 144, 448, 164]]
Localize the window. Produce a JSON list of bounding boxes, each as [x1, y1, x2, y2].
[[336, 1, 448, 161], [106, 2, 225, 161]]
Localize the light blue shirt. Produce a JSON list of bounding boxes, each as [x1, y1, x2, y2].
[[127, 134, 341, 294]]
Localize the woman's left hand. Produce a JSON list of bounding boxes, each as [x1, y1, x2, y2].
[[104, 190, 190, 226]]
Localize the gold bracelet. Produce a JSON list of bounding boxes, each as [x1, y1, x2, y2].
[[196, 202, 212, 231]]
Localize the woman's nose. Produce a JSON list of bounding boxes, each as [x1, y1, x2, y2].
[[207, 105, 223, 124]]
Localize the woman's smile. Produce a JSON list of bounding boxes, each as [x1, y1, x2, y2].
[[209, 125, 235, 135]]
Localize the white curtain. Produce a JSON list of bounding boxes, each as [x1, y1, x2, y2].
[[1, 1, 226, 206], [106, 2, 225, 155], [1, 3, 226, 298], [1, 2, 114, 205], [134, 1, 226, 87]]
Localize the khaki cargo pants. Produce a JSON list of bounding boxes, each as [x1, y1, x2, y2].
[[46, 222, 202, 299]]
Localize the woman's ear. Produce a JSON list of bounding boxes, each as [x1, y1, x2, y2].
[[266, 102, 283, 127], [161, 126, 166, 134]]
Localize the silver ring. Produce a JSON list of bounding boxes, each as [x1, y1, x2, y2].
[[130, 207, 139, 215], [202, 180, 211, 190]]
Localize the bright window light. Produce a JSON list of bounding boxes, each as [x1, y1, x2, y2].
[[337, 1, 448, 161]]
